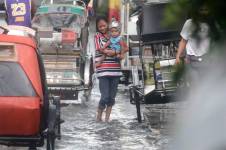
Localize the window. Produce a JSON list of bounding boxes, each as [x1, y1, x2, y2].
[[0, 62, 36, 96]]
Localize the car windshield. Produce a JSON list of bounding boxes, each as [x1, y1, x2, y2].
[[0, 62, 36, 97]]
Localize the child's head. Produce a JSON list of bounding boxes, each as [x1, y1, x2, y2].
[[109, 20, 121, 38]]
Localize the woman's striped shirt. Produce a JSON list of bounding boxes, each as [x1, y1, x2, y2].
[[94, 32, 122, 77]]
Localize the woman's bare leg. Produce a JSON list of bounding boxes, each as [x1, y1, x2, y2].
[[105, 106, 112, 122], [96, 108, 103, 122]]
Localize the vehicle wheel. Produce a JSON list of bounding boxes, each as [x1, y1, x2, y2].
[[55, 97, 61, 140], [51, 96, 61, 139], [46, 97, 61, 150], [129, 86, 142, 122], [134, 87, 142, 123], [46, 133, 55, 150], [129, 87, 135, 104], [135, 94, 142, 123]]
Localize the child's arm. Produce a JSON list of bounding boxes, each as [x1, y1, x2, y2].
[[120, 39, 129, 53]]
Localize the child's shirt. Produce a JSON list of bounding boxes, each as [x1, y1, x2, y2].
[[109, 36, 121, 52]]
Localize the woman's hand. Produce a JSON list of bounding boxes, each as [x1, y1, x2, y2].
[[175, 56, 181, 64], [103, 49, 115, 56]]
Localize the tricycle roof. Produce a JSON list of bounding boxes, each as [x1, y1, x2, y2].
[[37, 4, 85, 16]]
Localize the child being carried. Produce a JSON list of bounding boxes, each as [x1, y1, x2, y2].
[[96, 20, 127, 67]]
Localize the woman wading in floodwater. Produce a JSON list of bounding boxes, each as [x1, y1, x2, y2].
[[94, 16, 128, 122]]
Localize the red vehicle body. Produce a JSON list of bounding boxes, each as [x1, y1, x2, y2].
[[0, 30, 61, 150], [0, 35, 43, 136]]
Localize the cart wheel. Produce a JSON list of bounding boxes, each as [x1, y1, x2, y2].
[[135, 95, 142, 123], [134, 87, 142, 123], [46, 133, 55, 150], [46, 96, 61, 150], [53, 96, 61, 139]]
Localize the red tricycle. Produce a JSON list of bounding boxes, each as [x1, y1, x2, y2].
[[0, 25, 62, 150]]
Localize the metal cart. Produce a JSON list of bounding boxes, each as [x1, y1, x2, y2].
[[129, 3, 184, 122], [32, 0, 93, 101]]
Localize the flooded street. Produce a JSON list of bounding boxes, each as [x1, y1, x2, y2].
[[1, 86, 167, 150], [52, 86, 164, 150], [0, 17, 168, 150], [0, 0, 224, 149]]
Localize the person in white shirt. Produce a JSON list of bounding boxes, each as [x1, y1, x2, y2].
[[176, 19, 210, 64], [175, 5, 212, 84]]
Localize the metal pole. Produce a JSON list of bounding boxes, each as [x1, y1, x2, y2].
[[138, 6, 145, 102], [126, 0, 130, 68]]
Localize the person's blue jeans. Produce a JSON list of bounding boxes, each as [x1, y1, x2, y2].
[[98, 76, 120, 110]]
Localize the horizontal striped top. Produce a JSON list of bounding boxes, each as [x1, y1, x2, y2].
[[94, 32, 122, 77]]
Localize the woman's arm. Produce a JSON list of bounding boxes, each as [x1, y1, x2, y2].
[[176, 38, 187, 64], [94, 34, 105, 53], [94, 34, 115, 56], [99, 41, 110, 52], [118, 40, 129, 59], [103, 48, 117, 56], [120, 40, 129, 53]]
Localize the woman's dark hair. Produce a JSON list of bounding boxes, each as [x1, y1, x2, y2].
[[96, 16, 108, 32]]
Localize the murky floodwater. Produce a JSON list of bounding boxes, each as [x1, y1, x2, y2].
[[50, 87, 163, 150], [1, 85, 167, 150]]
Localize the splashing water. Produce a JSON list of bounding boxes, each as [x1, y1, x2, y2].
[[169, 44, 226, 150]]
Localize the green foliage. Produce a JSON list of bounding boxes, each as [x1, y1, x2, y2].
[[163, 0, 226, 83], [164, 0, 226, 40], [95, 0, 109, 17], [163, 0, 189, 28]]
